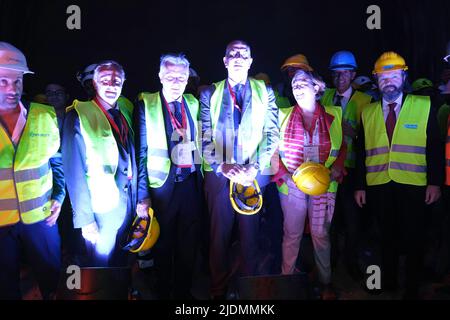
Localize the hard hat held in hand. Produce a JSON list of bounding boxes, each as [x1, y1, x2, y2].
[[123, 208, 160, 253], [292, 162, 331, 196], [229, 180, 263, 215]]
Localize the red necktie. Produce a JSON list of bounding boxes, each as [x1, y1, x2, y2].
[[385, 103, 397, 144]]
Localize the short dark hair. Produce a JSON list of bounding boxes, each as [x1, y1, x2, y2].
[[94, 60, 126, 81], [225, 40, 251, 57]]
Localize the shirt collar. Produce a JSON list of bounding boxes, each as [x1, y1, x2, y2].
[[382, 93, 403, 108], [336, 86, 353, 99]]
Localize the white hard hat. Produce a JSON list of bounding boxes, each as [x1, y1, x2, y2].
[[0, 42, 33, 74], [76, 63, 97, 83]]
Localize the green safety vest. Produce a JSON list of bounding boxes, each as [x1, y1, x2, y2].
[[277, 105, 343, 194], [138, 92, 200, 188], [203, 78, 269, 171], [321, 88, 372, 168], [0, 103, 59, 226], [71, 99, 133, 213], [275, 90, 292, 109], [362, 95, 429, 186]]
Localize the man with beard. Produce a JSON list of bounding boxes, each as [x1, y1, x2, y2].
[[354, 52, 443, 299], [62, 61, 137, 267]]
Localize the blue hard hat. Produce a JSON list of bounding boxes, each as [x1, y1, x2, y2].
[[329, 51, 357, 71]]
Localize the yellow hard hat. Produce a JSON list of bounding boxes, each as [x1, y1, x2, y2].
[[372, 51, 408, 75], [123, 208, 160, 253], [292, 162, 330, 196], [229, 180, 263, 215], [281, 54, 313, 72]]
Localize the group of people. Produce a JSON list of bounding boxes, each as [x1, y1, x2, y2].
[[0, 38, 449, 300]]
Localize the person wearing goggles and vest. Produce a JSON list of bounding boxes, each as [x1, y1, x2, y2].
[[0, 42, 65, 299], [135, 53, 203, 300], [62, 60, 137, 267], [272, 69, 346, 300], [200, 40, 279, 300], [354, 52, 443, 299], [321, 50, 372, 281]]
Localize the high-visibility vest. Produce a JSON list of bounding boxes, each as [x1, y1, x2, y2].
[[362, 95, 430, 186], [0, 103, 59, 226], [71, 99, 133, 213], [274, 90, 291, 109], [277, 105, 343, 194], [445, 113, 450, 186], [321, 88, 372, 168], [203, 78, 268, 171], [138, 92, 200, 188]]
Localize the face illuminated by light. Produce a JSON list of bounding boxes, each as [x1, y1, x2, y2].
[[0, 69, 23, 111], [223, 42, 253, 83], [332, 70, 356, 94], [93, 67, 124, 106], [292, 74, 319, 112], [159, 64, 189, 102], [376, 69, 405, 102]]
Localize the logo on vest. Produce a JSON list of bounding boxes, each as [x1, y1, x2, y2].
[[30, 132, 51, 138], [404, 124, 418, 129]]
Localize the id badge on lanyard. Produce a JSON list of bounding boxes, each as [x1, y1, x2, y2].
[[175, 142, 194, 168], [304, 122, 320, 163]]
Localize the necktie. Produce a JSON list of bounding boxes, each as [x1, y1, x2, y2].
[[234, 84, 244, 109], [385, 102, 397, 144], [108, 108, 125, 143], [173, 101, 183, 130], [334, 94, 343, 107]]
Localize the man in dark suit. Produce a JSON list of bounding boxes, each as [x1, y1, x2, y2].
[[354, 52, 443, 299], [200, 40, 279, 299], [135, 53, 203, 299], [62, 60, 137, 268]]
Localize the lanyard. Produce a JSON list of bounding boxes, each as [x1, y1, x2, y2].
[[227, 81, 242, 112], [162, 96, 187, 138], [93, 98, 127, 146]]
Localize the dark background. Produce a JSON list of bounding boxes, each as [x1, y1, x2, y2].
[[1, 0, 449, 100]]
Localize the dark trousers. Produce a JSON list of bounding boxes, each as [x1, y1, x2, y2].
[[331, 169, 362, 271], [367, 182, 426, 294], [204, 172, 260, 296], [153, 174, 201, 299], [0, 220, 61, 300]]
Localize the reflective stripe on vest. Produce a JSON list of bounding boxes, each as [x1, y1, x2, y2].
[[321, 88, 371, 168], [203, 78, 268, 172], [138, 92, 199, 188], [362, 94, 429, 186], [278, 105, 343, 194], [73, 99, 125, 213], [0, 103, 59, 226], [445, 113, 450, 186]]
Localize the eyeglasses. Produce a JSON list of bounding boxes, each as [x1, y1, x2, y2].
[[226, 50, 251, 60]]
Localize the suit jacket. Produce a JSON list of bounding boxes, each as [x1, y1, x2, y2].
[[199, 78, 279, 188], [62, 102, 137, 228], [136, 92, 203, 213]]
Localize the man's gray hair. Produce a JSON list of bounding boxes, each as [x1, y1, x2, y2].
[[93, 60, 126, 81], [159, 53, 190, 77]]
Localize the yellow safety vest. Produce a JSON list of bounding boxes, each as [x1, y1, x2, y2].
[[138, 92, 200, 188], [321, 88, 372, 168], [362, 95, 429, 186], [0, 103, 59, 226], [71, 99, 133, 213], [203, 78, 269, 171], [278, 105, 343, 194]]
